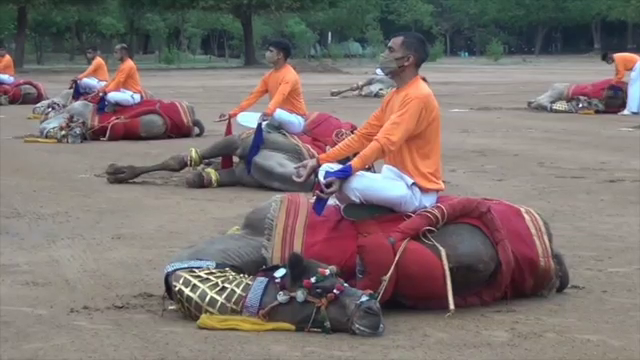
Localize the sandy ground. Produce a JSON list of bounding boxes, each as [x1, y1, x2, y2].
[[1, 57, 639, 360]]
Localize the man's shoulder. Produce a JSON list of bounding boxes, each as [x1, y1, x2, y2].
[[405, 79, 436, 101]]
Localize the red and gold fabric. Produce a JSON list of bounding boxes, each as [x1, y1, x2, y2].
[[87, 99, 194, 141], [0, 80, 48, 105], [265, 194, 558, 309]]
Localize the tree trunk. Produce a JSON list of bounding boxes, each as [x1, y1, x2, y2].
[[445, 31, 451, 56], [627, 20, 635, 51], [142, 34, 151, 54], [128, 19, 136, 53], [237, 10, 258, 66], [534, 25, 548, 56], [75, 21, 85, 54], [68, 26, 77, 62], [209, 30, 218, 57], [591, 19, 602, 53], [223, 33, 229, 62], [14, 5, 28, 69], [34, 36, 44, 65]]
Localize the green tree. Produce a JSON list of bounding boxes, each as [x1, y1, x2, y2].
[[384, 0, 434, 32]]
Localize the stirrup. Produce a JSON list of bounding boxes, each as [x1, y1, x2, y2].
[[188, 148, 202, 168]]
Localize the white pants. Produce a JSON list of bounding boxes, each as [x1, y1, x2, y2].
[[105, 89, 142, 106], [318, 163, 438, 213], [269, 108, 305, 134], [625, 62, 640, 114], [78, 77, 106, 93], [0, 74, 15, 85]]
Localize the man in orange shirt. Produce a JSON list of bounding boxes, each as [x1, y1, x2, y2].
[[218, 39, 308, 134], [0, 44, 16, 85], [98, 44, 143, 107], [602, 52, 639, 115], [294, 32, 443, 214], [74, 46, 109, 94]]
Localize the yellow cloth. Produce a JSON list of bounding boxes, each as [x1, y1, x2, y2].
[[226, 226, 242, 234], [197, 314, 295, 332], [23, 137, 57, 143]]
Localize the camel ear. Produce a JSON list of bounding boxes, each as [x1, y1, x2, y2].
[[287, 252, 306, 284]]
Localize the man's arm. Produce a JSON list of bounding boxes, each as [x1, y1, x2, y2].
[[614, 62, 625, 81], [317, 106, 385, 164], [349, 96, 428, 172], [77, 59, 98, 79], [264, 78, 293, 115], [230, 76, 269, 117], [103, 64, 130, 93]]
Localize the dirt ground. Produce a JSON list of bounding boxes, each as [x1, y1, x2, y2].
[[1, 57, 639, 360]]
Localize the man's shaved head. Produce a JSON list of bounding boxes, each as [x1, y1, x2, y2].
[[391, 32, 429, 68]]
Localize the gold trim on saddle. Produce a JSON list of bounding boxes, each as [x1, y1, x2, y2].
[[204, 168, 220, 188]]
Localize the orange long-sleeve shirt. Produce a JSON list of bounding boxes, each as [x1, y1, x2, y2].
[[78, 56, 109, 82], [0, 54, 15, 76], [103, 58, 142, 94], [613, 53, 640, 81], [230, 63, 307, 117], [318, 75, 444, 192]]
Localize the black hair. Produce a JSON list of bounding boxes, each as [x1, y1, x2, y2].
[[391, 32, 429, 68], [87, 45, 98, 52], [601, 52, 610, 62], [267, 39, 292, 60]]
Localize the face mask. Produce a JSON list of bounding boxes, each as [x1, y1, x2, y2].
[[376, 53, 407, 75]]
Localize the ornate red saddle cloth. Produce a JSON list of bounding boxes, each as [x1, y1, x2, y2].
[[86, 99, 195, 141], [265, 193, 556, 309], [0, 80, 48, 104]]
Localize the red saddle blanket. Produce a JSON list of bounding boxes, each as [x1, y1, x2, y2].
[[87, 99, 195, 141], [266, 194, 557, 309], [568, 78, 626, 100], [0, 80, 48, 104]]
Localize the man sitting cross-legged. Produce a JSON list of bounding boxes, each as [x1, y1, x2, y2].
[[217, 39, 308, 135], [73, 46, 109, 95], [293, 32, 444, 214], [0, 44, 15, 85], [98, 43, 143, 107]]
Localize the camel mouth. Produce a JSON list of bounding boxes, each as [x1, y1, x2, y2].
[[349, 298, 385, 336], [351, 322, 385, 336]]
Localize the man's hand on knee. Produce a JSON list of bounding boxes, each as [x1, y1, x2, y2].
[[316, 177, 343, 198], [292, 158, 319, 183]]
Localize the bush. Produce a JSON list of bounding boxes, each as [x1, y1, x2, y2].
[[428, 38, 445, 62], [160, 47, 179, 65], [485, 38, 504, 62], [284, 17, 318, 58], [327, 43, 345, 60]]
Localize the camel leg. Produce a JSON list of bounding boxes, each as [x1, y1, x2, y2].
[[105, 135, 242, 184], [184, 163, 262, 189], [330, 84, 360, 97]]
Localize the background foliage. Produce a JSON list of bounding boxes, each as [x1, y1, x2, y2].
[[3, 0, 639, 68]]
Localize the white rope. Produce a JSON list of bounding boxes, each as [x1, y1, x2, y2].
[[376, 204, 455, 316]]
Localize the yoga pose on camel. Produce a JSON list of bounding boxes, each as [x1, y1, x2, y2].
[[97, 44, 143, 107], [294, 32, 443, 214], [217, 39, 308, 135], [73, 46, 109, 95], [0, 44, 15, 85]]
